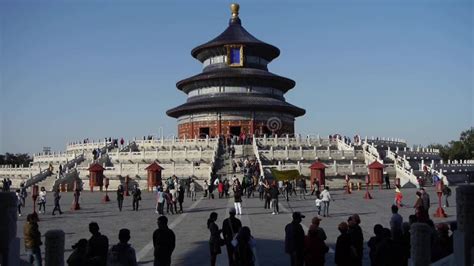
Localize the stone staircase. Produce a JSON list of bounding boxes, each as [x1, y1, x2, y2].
[[28, 153, 86, 191], [386, 149, 419, 187], [214, 144, 255, 182]]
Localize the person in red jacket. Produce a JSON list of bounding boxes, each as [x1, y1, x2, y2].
[[218, 181, 225, 198]]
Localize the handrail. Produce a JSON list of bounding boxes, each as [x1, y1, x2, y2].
[[335, 138, 354, 151]]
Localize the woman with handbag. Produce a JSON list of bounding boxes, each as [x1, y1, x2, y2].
[[208, 212, 224, 266]]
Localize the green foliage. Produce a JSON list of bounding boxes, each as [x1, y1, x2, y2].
[[0, 153, 33, 167], [428, 128, 474, 161], [270, 169, 301, 181]]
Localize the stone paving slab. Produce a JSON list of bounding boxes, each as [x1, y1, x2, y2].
[[15, 186, 456, 265]]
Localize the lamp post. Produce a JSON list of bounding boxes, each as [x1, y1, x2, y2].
[[434, 181, 447, 217], [103, 177, 110, 202], [32, 185, 39, 215], [364, 174, 372, 199]]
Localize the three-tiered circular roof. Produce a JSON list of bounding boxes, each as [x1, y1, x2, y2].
[[166, 3, 306, 119]]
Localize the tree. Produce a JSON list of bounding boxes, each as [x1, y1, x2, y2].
[[429, 128, 474, 161], [0, 153, 33, 167]]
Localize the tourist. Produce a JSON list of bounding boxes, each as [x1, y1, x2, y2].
[[263, 181, 271, 209], [384, 174, 391, 189], [442, 185, 451, 207], [177, 184, 185, 213], [320, 186, 332, 217], [390, 205, 403, 239], [232, 226, 256, 266], [16, 189, 22, 216], [52, 188, 63, 215], [414, 191, 423, 210], [67, 239, 88, 266], [315, 194, 322, 215], [153, 216, 176, 266], [335, 222, 351, 266], [311, 216, 327, 241], [373, 227, 403, 266], [434, 223, 453, 261], [224, 178, 230, 198], [348, 214, 364, 266], [117, 185, 124, 212], [298, 177, 306, 200], [367, 224, 384, 266], [203, 180, 209, 198], [401, 222, 411, 263], [222, 207, 242, 266], [38, 186, 46, 214], [394, 186, 403, 208], [24, 213, 42, 266], [190, 179, 196, 201], [164, 189, 175, 215], [155, 186, 165, 215], [218, 180, 224, 198], [207, 212, 223, 266], [131, 184, 141, 211], [233, 181, 243, 215], [20, 183, 28, 207], [285, 212, 305, 266], [285, 180, 292, 201], [86, 222, 109, 266], [310, 179, 320, 195], [278, 180, 284, 195], [420, 188, 431, 213], [258, 180, 264, 200], [107, 228, 138, 266], [270, 183, 280, 214], [304, 222, 329, 266]]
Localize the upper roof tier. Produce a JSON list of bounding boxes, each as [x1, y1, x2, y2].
[[191, 4, 280, 62]]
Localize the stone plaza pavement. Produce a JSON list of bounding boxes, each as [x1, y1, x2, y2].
[[16, 186, 456, 265]]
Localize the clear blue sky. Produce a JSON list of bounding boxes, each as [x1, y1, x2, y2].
[[0, 0, 472, 154]]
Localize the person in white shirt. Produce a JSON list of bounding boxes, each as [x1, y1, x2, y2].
[[315, 197, 322, 215], [190, 179, 196, 201], [320, 186, 333, 217], [38, 187, 47, 214]]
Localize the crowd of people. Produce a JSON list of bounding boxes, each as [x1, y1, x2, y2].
[[20, 177, 457, 266]]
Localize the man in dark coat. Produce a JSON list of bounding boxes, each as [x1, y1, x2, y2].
[[153, 216, 175, 266], [348, 214, 364, 266], [420, 188, 431, 213], [335, 222, 352, 266], [86, 222, 109, 266], [222, 207, 242, 266], [285, 212, 305, 266], [52, 188, 63, 215]]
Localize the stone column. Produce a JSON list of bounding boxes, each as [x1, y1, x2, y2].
[[410, 223, 431, 266], [456, 185, 474, 266], [45, 230, 65, 266], [0, 192, 19, 266]]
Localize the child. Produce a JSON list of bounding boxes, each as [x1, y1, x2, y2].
[[315, 196, 322, 215]]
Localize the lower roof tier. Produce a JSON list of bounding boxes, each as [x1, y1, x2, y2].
[[166, 94, 305, 118]]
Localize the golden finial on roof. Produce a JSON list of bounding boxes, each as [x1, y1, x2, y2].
[[230, 3, 240, 18]]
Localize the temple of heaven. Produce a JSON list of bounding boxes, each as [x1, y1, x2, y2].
[[167, 3, 305, 138]]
